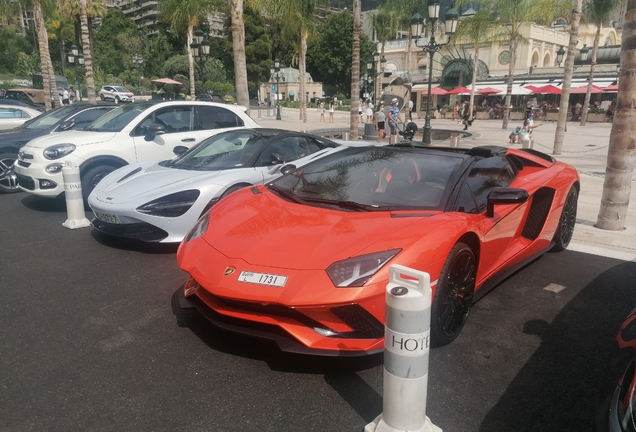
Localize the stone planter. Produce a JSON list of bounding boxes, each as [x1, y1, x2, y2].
[[509, 111, 525, 120], [475, 111, 490, 120], [546, 112, 560, 121], [586, 113, 606, 122]]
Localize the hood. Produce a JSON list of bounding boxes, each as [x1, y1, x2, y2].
[[24, 130, 117, 149], [202, 188, 447, 270], [0, 127, 45, 147], [94, 163, 231, 204]]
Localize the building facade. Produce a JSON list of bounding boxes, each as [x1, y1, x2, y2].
[[258, 67, 324, 105]]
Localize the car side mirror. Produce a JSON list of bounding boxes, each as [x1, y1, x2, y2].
[[145, 123, 167, 141], [486, 188, 529, 217], [57, 120, 75, 131], [173, 145, 188, 156], [280, 164, 296, 175]]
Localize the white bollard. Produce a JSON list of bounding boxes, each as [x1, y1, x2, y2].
[[62, 161, 91, 229], [365, 264, 441, 432]]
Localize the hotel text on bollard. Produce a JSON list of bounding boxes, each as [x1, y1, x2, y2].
[[364, 264, 442, 432], [61, 161, 91, 230]]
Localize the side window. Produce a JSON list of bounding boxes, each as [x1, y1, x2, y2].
[[69, 108, 112, 129], [455, 182, 479, 214], [258, 137, 306, 166], [465, 156, 516, 213], [154, 106, 192, 133], [194, 106, 244, 130]]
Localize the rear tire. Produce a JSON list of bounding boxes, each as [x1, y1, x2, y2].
[[81, 165, 117, 206], [552, 185, 578, 252], [0, 152, 20, 193], [431, 242, 476, 346]]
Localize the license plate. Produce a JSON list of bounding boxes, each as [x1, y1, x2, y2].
[[237, 271, 287, 288], [94, 210, 120, 224]]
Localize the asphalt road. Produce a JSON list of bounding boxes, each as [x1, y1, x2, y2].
[[1, 192, 635, 432]]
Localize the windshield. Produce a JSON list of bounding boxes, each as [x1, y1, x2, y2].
[[113, 86, 130, 93], [18, 106, 76, 130], [169, 129, 269, 170], [85, 104, 145, 132], [269, 147, 463, 211]]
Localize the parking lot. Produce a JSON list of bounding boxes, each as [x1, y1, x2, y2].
[[2, 189, 635, 432]]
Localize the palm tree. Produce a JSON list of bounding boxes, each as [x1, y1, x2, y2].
[[350, 0, 361, 139], [373, 7, 398, 97], [56, 0, 107, 66], [33, 0, 57, 110], [77, 0, 97, 103], [491, 0, 566, 129], [161, 0, 223, 100], [229, 0, 250, 112], [385, 0, 425, 74], [580, 0, 619, 126], [597, 0, 636, 230], [453, 4, 493, 114], [553, 0, 583, 155]]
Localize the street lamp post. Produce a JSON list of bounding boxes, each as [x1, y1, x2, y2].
[[67, 44, 85, 102], [132, 54, 143, 95], [365, 51, 386, 103], [412, 1, 459, 145], [189, 28, 211, 97], [270, 58, 283, 120]]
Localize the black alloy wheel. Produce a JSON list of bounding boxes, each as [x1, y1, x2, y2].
[[0, 153, 20, 193], [552, 185, 578, 252], [431, 242, 476, 346]]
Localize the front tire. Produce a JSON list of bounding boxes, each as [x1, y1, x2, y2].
[[552, 185, 578, 252], [0, 153, 20, 193], [115, 96, 120, 104], [431, 242, 476, 346], [81, 165, 117, 206], [99, 94, 105, 101]]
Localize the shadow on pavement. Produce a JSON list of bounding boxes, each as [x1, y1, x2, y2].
[[90, 229, 179, 254], [479, 260, 636, 432], [21, 194, 67, 212]]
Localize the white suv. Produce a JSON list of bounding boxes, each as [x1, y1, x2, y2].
[[98, 86, 135, 103], [14, 101, 260, 204]]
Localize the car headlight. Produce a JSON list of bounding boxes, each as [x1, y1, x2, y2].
[[136, 190, 200, 217], [184, 211, 211, 242], [326, 249, 401, 287], [43, 143, 76, 160]]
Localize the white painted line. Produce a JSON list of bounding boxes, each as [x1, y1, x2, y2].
[[568, 242, 636, 262], [543, 283, 566, 293]]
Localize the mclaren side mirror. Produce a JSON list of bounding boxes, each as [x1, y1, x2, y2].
[[173, 145, 188, 156], [486, 188, 529, 217], [280, 164, 296, 175]]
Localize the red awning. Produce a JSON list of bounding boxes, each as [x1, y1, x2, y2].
[[446, 86, 472, 95], [570, 84, 604, 94], [421, 86, 449, 95]]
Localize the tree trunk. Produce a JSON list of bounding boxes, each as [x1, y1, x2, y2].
[[502, 36, 517, 130], [580, 27, 601, 127], [469, 46, 480, 116], [79, 0, 96, 104], [596, 0, 636, 230], [188, 24, 196, 100], [300, 30, 308, 123], [33, 0, 53, 111], [553, 0, 582, 154], [349, 0, 361, 140], [230, 0, 250, 115]]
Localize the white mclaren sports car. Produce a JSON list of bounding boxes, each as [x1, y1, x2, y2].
[[88, 128, 348, 243]]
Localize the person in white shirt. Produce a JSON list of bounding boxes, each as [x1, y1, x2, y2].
[[408, 99, 414, 121]]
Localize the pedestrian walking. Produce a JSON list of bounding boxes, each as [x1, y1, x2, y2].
[[69, 87, 76, 104], [365, 100, 374, 122], [408, 99, 414, 121], [319, 102, 325, 122], [328, 102, 334, 123], [387, 98, 402, 141], [461, 100, 470, 130], [451, 101, 459, 121], [374, 103, 386, 143], [62, 88, 70, 105]]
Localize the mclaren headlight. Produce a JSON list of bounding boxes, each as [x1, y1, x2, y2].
[[326, 249, 401, 287], [184, 211, 211, 242], [43, 144, 76, 160], [136, 190, 200, 217]]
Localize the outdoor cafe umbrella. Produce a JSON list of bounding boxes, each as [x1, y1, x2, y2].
[[569, 84, 604, 94], [603, 84, 619, 92], [476, 87, 502, 95], [422, 86, 449, 95], [152, 78, 183, 85], [533, 84, 562, 95], [447, 86, 472, 95], [524, 85, 541, 93]]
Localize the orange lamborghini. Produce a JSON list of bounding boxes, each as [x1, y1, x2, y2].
[[177, 144, 579, 356]]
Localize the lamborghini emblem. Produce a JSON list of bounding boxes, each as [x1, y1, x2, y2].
[[224, 267, 236, 276]]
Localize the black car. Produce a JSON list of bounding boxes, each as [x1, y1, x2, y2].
[[0, 103, 116, 193], [0, 98, 45, 112], [597, 308, 636, 432]]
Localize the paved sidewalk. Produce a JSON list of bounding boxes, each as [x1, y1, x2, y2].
[[253, 106, 636, 261]]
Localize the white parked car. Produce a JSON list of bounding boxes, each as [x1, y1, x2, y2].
[[98, 86, 135, 103], [0, 104, 43, 130], [88, 128, 346, 243], [13, 101, 260, 204]]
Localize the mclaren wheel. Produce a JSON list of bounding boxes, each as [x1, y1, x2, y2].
[[431, 242, 476, 346], [552, 185, 578, 252], [0, 153, 20, 193]]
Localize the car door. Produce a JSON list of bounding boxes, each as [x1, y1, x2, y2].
[[131, 105, 199, 162]]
